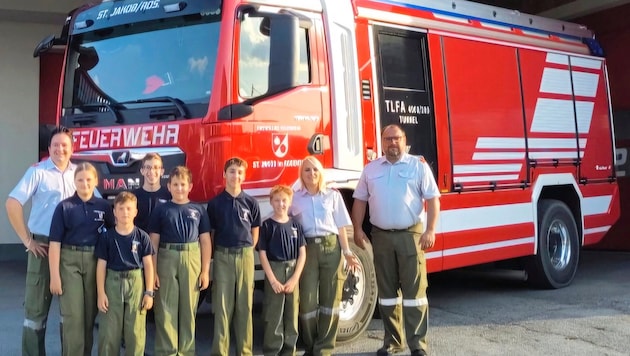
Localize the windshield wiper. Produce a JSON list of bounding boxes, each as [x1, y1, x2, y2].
[[69, 102, 124, 125], [118, 96, 189, 119]]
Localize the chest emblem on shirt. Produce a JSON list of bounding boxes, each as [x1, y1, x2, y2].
[[131, 240, 139, 253], [291, 227, 298, 238], [94, 210, 105, 222], [187, 209, 200, 221], [240, 208, 251, 222]]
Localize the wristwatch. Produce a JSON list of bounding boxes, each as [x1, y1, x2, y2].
[[342, 249, 353, 257], [144, 290, 155, 298]]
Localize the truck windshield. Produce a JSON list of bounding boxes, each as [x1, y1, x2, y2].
[[61, 14, 220, 127]]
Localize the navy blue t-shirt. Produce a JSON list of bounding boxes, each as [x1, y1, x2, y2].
[[49, 193, 115, 247], [95, 226, 154, 271], [258, 217, 306, 261], [207, 190, 261, 248], [147, 201, 211, 243], [132, 186, 171, 232]]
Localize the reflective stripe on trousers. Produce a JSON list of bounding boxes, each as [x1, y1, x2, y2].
[[23, 318, 45, 330]]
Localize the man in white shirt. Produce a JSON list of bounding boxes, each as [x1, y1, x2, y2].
[[352, 124, 441, 356], [6, 126, 77, 356]]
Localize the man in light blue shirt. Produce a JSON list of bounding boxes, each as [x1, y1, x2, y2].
[[5, 126, 76, 356], [353, 124, 440, 356]]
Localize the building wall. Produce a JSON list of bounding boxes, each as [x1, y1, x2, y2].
[[576, 5, 630, 250], [575, 3, 630, 111], [0, 21, 59, 259]]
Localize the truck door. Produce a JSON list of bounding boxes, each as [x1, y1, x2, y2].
[[372, 26, 437, 173], [234, 8, 323, 190]]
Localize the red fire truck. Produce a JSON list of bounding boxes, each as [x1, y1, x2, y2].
[[36, 0, 620, 342]]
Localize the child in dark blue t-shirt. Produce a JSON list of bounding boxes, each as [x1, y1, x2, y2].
[[95, 191, 155, 355], [207, 157, 261, 356], [258, 184, 307, 356], [48, 162, 114, 355], [132, 152, 171, 232], [147, 166, 211, 355]]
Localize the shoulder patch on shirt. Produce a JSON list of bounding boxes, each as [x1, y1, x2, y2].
[[418, 155, 426, 163]]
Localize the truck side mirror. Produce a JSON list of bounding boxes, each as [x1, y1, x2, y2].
[[34, 35, 57, 57], [267, 13, 300, 94], [34, 35, 66, 58], [237, 9, 301, 103]]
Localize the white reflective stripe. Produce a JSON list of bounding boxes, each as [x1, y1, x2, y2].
[[23, 319, 45, 330], [378, 296, 402, 306], [299, 310, 318, 320], [403, 297, 429, 307], [583, 195, 613, 216], [319, 306, 339, 316]]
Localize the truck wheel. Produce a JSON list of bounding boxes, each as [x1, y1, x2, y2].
[[337, 234, 378, 343], [526, 199, 580, 289]]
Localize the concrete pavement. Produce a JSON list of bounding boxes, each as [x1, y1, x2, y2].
[[1, 250, 629, 355]]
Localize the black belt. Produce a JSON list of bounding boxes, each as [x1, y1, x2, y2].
[[159, 242, 198, 251], [305, 233, 337, 244], [32, 234, 48, 242], [214, 245, 251, 254], [373, 223, 421, 233], [268, 259, 297, 267], [61, 244, 95, 252]]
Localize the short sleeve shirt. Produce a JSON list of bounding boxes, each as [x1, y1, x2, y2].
[[49, 194, 115, 247], [95, 226, 155, 271], [258, 217, 306, 261], [353, 154, 441, 230], [207, 190, 261, 248], [132, 186, 171, 232], [290, 188, 351, 237], [8, 158, 76, 236], [147, 201, 211, 243]]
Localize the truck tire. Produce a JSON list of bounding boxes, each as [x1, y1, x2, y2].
[[336, 231, 378, 343], [526, 199, 580, 289]]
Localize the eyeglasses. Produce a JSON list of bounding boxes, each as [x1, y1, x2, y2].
[[142, 165, 163, 171], [382, 135, 405, 143]]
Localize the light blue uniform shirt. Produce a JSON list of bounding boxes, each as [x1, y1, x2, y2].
[[8, 158, 77, 236], [353, 153, 441, 230], [290, 187, 352, 237]]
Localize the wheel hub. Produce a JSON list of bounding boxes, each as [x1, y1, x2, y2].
[[340, 262, 366, 320], [547, 219, 572, 270]]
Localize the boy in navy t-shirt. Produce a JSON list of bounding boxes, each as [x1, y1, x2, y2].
[[95, 191, 155, 355], [258, 185, 306, 356], [207, 157, 261, 356], [148, 166, 211, 355], [133, 152, 171, 232]]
